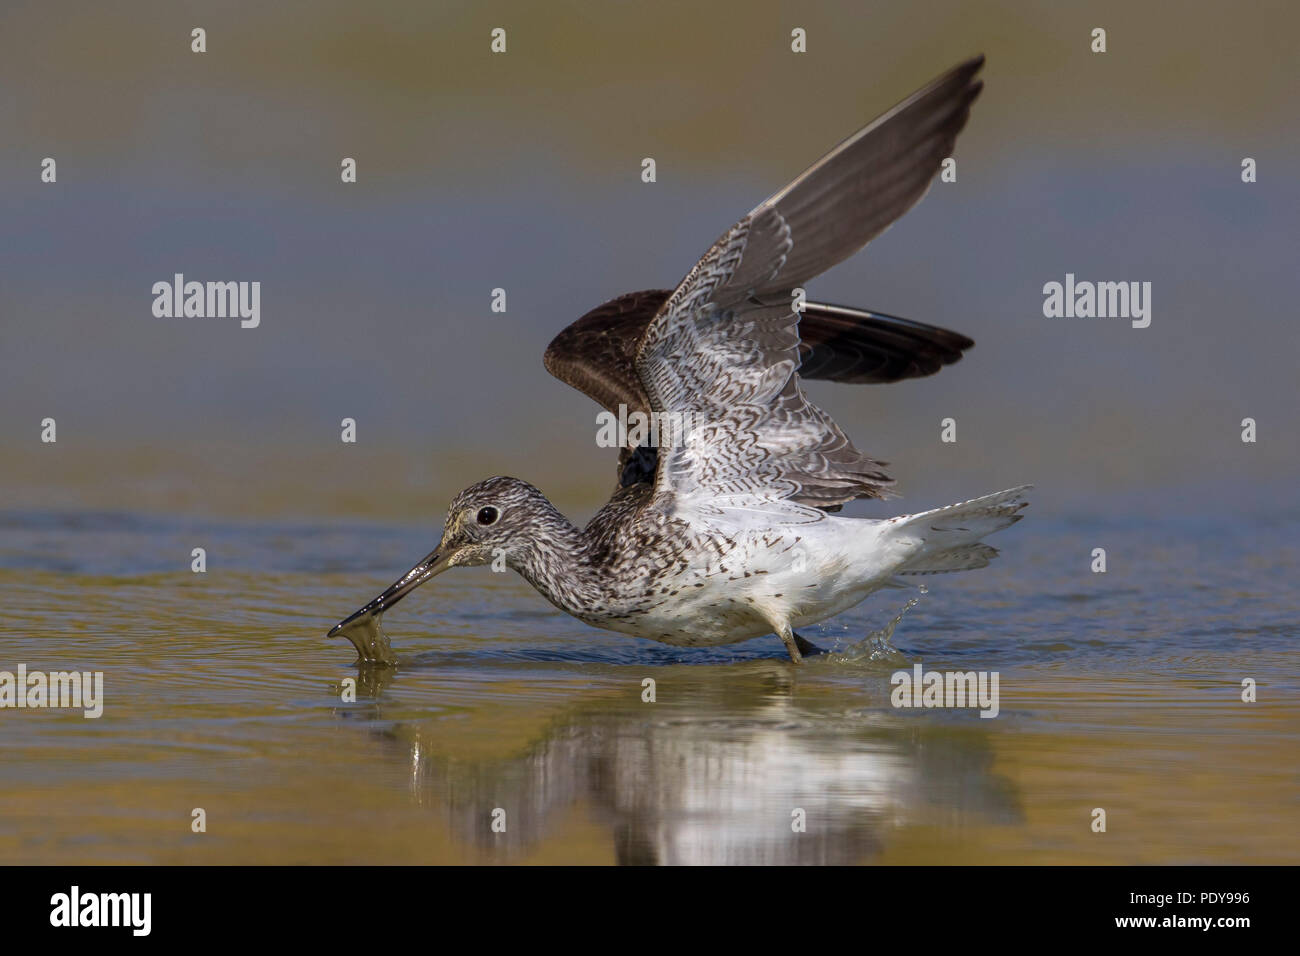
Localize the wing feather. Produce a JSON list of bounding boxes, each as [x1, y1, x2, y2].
[[631, 57, 984, 509], [545, 290, 973, 415]]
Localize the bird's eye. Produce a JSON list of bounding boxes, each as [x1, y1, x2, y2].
[[476, 506, 499, 526]]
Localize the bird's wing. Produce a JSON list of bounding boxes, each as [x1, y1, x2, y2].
[[546, 290, 973, 493], [546, 290, 973, 415], [633, 56, 984, 512], [794, 302, 973, 383], [543, 289, 666, 420]]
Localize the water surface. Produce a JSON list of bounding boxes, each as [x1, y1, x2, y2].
[[3, 507, 1295, 864]]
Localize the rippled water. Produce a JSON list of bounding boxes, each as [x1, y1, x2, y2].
[[2, 507, 1297, 864]]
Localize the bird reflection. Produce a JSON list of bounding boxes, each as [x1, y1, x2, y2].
[[341, 661, 1020, 865]]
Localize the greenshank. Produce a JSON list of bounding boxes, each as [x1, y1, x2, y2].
[[329, 55, 1030, 664]]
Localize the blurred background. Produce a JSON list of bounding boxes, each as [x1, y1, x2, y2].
[[2, 0, 1296, 525], [2, 0, 1298, 867]]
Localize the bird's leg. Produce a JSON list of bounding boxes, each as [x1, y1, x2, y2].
[[776, 623, 804, 664], [792, 631, 825, 657]]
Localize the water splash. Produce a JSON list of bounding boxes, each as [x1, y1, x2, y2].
[[833, 585, 927, 663], [333, 611, 398, 666]]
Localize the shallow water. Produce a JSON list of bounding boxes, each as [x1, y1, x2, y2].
[[1, 508, 1297, 864]]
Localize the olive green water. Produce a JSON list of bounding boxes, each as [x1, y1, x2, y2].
[[3, 0, 1298, 865], [3, 501, 1296, 865]]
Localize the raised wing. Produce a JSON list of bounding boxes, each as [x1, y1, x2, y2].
[[545, 290, 973, 417], [643, 298, 895, 511], [795, 302, 973, 383], [546, 290, 972, 492], [700, 55, 984, 306], [633, 57, 984, 510], [542, 289, 668, 421]]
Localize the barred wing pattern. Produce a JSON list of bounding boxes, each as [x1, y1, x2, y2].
[[545, 288, 974, 493], [710, 56, 983, 302], [545, 289, 973, 425], [640, 294, 893, 513], [636, 57, 984, 511]]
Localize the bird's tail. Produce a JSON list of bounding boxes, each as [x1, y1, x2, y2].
[[888, 485, 1031, 575]]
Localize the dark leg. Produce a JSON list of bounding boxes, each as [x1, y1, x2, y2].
[[792, 631, 825, 657]]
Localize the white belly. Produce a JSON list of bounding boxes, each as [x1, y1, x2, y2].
[[592, 514, 914, 647]]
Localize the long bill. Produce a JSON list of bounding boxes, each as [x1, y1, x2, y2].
[[328, 545, 453, 637]]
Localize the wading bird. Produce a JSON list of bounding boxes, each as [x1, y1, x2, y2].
[[330, 55, 1029, 664]]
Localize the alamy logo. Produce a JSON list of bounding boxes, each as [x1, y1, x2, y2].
[[891, 664, 1000, 718], [596, 403, 702, 449], [151, 274, 261, 328], [0, 665, 103, 718], [50, 886, 151, 936], [1042, 273, 1151, 328]]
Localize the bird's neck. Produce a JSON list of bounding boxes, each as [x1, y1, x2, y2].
[[510, 504, 604, 616]]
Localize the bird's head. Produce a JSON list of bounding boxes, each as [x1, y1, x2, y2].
[[327, 476, 552, 639]]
